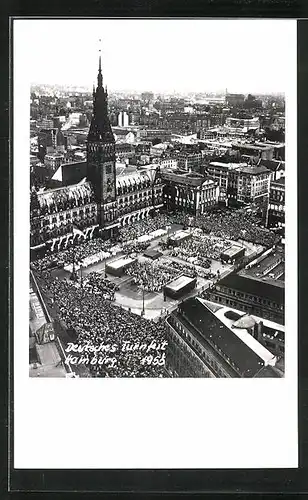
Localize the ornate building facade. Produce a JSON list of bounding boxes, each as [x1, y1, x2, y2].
[[30, 55, 165, 257]]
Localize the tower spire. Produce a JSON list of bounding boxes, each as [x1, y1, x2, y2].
[[88, 40, 113, 143], [97, 39, 103, 88]]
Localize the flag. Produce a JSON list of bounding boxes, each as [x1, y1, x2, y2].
[[72, 225, 86, 239]]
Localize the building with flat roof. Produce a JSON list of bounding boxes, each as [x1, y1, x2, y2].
[[258, 159, 285, 181], [161, 169, 219, 216], [220, 244, 245, 263], [201, 298, 285, 360], [231, 142, 275, 161], [206, 161, 239, 203], [105, 257, 136, 276], [206, 161, 271, 210], [225, 116, 260, 131], [227, 163, 271, 214], [164, 275, 196, 299], [165, 297, 280, 378], [240, 246, 284, 283], [205, 250, 285, 325]]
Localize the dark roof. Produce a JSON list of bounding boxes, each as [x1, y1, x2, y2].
[[236, 165, 270, 175], [232, 142, 272, 151], [143, 249, 162, 259], [64, 161, 85, 168], [178, 297, 265, 377], [218, 273, 285, 305], [272, 177, 285, 186], [259, 159, 283, 171], [61, 161, 87, 186]]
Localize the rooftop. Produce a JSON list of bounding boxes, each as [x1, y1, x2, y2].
[[177, 297, 265, 377], [240, 248, 285, 284], [210, 304, 277, 366], [166, 275, 195, 292], [235, 164, 270, 175], [37, 180, 94, 208], [51, 161, 87, 184], [232, 142, 273, 151], [259, 159, 285, 172], [201, 298, 284, 331], [116, 169, 156, 188], [217, 272, 284, 305], [161, 169, 208, 187], [271, 177, 285, 186], [106, 257, 135, 270], [221, 244, 245, 258]]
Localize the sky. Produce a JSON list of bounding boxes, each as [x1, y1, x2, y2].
[[14, 19, 296, 94]]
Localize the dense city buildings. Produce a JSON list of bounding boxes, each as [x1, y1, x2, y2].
[[267, 177, 285, 233], [29, 47, 286, 379]]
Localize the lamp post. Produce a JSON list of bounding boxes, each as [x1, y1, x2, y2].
[[166, 225, 171, 247], [70, 228, 78, 282], [71, 238, 76, 281], [141, 285, 145, 316], [104, 255, 108, 278], [79, 263, 84, 306]]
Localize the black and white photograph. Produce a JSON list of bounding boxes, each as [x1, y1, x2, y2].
[[13, 18, 297, 469], [27, 19, 288, 379]]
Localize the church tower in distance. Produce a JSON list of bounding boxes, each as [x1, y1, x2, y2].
[[87, 49, 118, 236]]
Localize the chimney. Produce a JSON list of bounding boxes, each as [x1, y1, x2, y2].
[[257, 320, 263, 341]]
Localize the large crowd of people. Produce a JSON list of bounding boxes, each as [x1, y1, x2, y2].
[[123, 254, 217, 293], [118, 213, 183, 242], [31, 207, 278, 277], [125, 260, 177, 292], [170, 234, 230, 266], [161, 257, 215, 280], [117, 208, 278, 248], [35, 269, 168, 377], [122, 240, 150, 255], [82, 272, 119, 301], [188, 209, 279, 247], [31, 238, 115, 273]]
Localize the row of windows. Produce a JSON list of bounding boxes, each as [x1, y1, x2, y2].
[[221, 287, 280, 308], [39, 206, 97, 227], [211, 292, 284, 318], [168, 326, 208, 375], [117, 181, 151, 196], [268, 206, 285, 214], [117, 191, 152, 203], [169, 317, 233, 377]]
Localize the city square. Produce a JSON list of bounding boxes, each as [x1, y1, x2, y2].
[[28, 25, 285, 378]]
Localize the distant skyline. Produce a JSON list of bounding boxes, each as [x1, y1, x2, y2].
[[29, 82, 284, 98], [15, 19, 295, 94]]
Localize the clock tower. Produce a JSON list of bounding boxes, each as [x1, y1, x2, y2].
[[87, 50, 118, 235]]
